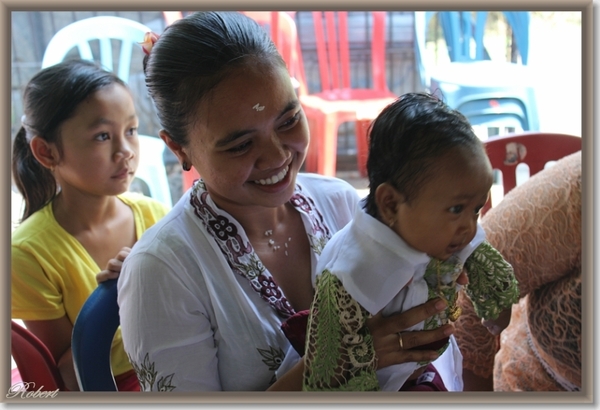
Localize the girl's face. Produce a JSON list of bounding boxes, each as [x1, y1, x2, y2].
[[393, 146, 493, 261], [183, 61, 309, 212], [54, 83, 139, 197]]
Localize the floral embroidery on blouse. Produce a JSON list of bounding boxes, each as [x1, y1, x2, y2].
[[129, 352, 176, 391], [189, 179, 332, 319], [256, 346, 285, 386]]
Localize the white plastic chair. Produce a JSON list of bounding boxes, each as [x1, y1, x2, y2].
[[41, 16, 172, 207]]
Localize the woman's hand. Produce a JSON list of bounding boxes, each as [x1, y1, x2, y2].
[[366, 298, 453, 369], [96, 247, 131, 284]]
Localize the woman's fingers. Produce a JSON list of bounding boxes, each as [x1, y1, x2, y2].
[[366, 298, 454, 370], [374, 326, 454, 369], [369, 298, 448, 336], [378, 345, 438, 369], [400, 325, 453, 350]]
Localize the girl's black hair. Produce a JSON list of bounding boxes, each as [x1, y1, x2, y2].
[[12, 59, 126, 221], [142, 11, 285, 147], [364, 92, 484, 218]]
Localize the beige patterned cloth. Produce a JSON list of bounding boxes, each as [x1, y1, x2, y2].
[[454, 151, 582, 391]]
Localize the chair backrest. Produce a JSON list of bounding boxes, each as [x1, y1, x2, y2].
[[310, 11, 388, 93], [242, 11, 307, 96], [41, 16, 151, 84], [41, 16, 173, 208], [482, 131, 582, 215], [72, 279, 120, 391], [11, 320, 67, 391], [414, 11, 530, 92]]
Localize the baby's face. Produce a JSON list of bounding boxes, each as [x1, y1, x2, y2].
[[392, 146, 493, 261]]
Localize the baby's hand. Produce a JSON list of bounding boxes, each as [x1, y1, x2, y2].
[[96, 247, 131, 284], [481, 308, 512, 336]]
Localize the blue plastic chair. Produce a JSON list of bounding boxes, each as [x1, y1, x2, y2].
[[428, 60, 539, 134], [71, 279, 120, 391], [41, 16, 173, 207], [414, 11, 538, 138], [414, 11, 530, 71]]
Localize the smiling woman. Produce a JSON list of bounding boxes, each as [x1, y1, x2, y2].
[[116, 11, 456, 392]]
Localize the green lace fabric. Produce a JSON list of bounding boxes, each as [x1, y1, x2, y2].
[[303, 240, 519, 391], [462, 241, 520, 320], [303, 270, 380, 391]]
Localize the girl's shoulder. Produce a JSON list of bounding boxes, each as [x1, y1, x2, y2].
[[11, 202, 56, 244], [118, 191, 170, 220]]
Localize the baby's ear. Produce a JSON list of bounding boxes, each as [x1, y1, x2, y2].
[[374, 182, 404, 225]]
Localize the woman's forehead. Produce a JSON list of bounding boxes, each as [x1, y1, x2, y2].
[[189, 62, 296, 140], [200, 63, 294, 117]]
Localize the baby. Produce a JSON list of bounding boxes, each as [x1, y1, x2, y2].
[[300, 92, 519, 391]]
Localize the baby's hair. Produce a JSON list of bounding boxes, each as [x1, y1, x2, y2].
[[12, 59, 126, 221], [142, 11, 285, 148], [364, 92, 484, 218]]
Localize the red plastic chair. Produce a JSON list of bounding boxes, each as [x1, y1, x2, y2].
[[300, 11, 397, 177], [163, 11, 184, 26], [482, 132, 582, 215], [242, 11, 303, 90], [11, 320, 67, 391]]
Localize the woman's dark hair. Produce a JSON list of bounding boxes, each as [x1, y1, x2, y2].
[[142, 11, 285, 147], [364, 92, 484, 218], [12, 59, 126, 221]]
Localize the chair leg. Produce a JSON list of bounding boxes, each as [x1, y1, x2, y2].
[[182, 168, 201, 192], [318, 115, 339, 177], [303, 111, 339, 177], [355, 119, 371, 177], [304, 114, 322, 174]]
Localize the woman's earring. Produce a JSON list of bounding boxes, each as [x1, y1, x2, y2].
[[388, 218, 396, 228], [182, 162, 191, 172]]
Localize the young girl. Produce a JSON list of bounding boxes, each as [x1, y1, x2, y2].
[[300, 93, 520, 391], [11, 59, 169, 391]]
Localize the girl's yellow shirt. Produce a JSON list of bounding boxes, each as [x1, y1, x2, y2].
[[11, 192, 169, 377]]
